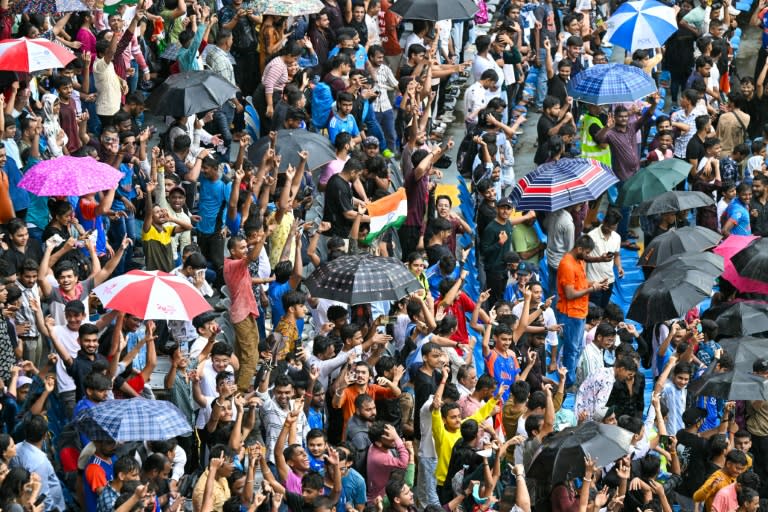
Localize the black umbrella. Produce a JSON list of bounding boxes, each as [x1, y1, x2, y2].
[[389, 0, 477, 20], [627, 267, 716, 324], [145, 71, 238, 117], [249, 129, 336, 172], [304, 254, 422, 305], [652, 251, 724, 276], [689, 369, 768, 401], [718, 336, 768, 372], [527, 422, 633, 484], [732, 238, 768, 283], [638, 226, 721, 267], [702, 302, 768, 337], [634, 191, 715, 216]]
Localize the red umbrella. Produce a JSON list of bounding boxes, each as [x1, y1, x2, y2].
[[713, 235, 768, 294], [0, 38, 74, 72], [92, 270, 212, 321]]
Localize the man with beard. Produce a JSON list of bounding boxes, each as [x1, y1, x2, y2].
[[557, 235, 610, 387], [750, 174, 768, 236], [345, 393, 376, 474], [256, 372, 310, 465]]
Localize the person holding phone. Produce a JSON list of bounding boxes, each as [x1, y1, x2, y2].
[[584, 209, 624, 308]]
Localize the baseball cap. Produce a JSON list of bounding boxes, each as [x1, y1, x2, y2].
[[363, 136, 380, 147], [517, 262, 539, 276], [497, 197, 514, 208], [168, 185, 186, 196], [753, 358, 768, 374], [193, 311, 218, 330], [17, 376, 32, 388], [682, 407, 707, 426], [64, 300, 86, 314]]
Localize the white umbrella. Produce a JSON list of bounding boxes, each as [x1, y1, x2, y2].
[[604, 0, 678, 51]]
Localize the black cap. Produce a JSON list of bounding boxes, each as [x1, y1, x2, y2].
[[682, 407, 707, 426], [64, 300, 85, 314], [753, 358, 768, 374], [192, 311, 218, 330], [497, 197, 514, 208]]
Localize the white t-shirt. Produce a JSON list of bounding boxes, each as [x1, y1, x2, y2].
[[586, 226, 621, 283]]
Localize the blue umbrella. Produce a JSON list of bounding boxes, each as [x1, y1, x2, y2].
[[74, 399, 192, 442], [604, 0, 678, 51], [568, 64, 657, 105], [510, 158, 619, 212]]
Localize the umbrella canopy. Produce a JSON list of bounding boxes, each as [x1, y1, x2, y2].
[[389, 0, 477, 20], [732, 238, 768, 283], [11, 0, 89, 13], [689, 369, 768, 401], [712, 235, 768, 294], [305, 254, 422, 304], [638, 226, 721, 267], [74, 399, 192, 441], [627, 267, 715, 324], [253, 0, 324, 16], [634, 191, 715, 216], [719, 337, 768, 372], [18, 156, 124, 197], [604, 0, 678, 51], [93, 270, 212, 321], [702, 302, 768, 337], [509, 158, 618, 212], [145, 71, 238, 117], [527, 422, 633, 484], [653, 251, 724, 276], [249, 129, 336, 172], [0, 38, 74, 72], [567, 64, 657, 105], [617, 159, 690, 206]]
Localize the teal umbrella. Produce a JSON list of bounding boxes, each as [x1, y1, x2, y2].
[[618, 159, 690, 206]]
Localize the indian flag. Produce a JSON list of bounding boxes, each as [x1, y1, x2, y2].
[[103, 0, 137, 14], [364, 188, 407, 244]]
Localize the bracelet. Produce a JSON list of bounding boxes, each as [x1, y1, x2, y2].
[[583, 478, 592, 482], [515, 474, 525, 479]]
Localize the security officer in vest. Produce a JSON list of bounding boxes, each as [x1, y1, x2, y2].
[[580, 103, 612, 166]]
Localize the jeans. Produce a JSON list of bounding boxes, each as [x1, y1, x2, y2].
[[416, 456, 440, 508], [375, 109, 397, 153], [557, 311, 586, 388], [107, 211, 136, 275], [127, 60, 139, 93], [590, 288, 613, 309], [197, 231, 225, 287], [548, 265, 559, 304], [535, 48, 548, 108], [364, 106, 388, 151]]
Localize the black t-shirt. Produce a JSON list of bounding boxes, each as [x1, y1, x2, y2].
[[744, 95, 768, 139], [675, 429, 709, 497], [686, 134, 707, 164], [285, 492, 313, 512], [535, 115, 558, 165], [476, 200, 497, 239], [547, 76, 569, 107], [426, 243, 452, 267], [412, 368, 441, 439], [322, 173, 354, 238]]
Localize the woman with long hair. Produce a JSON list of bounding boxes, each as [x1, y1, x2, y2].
[[0, 467, 39, 512]]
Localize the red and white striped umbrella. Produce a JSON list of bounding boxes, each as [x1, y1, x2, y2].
[[93, 270, 212, 321], [0, 38, 74, 72]]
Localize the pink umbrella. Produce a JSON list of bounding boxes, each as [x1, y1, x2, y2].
[[92, 270, 212, 321], [18, 156, 124, 197], [713, 235, 768, 294]]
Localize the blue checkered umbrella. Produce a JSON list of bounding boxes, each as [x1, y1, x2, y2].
[[567, 64, 658, 105], [74, 399, 192, 442], [510, 158, 619, 212], [604, 0, 677, 51]]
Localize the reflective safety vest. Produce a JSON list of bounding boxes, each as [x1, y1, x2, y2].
[[580, 114, 612, 166]]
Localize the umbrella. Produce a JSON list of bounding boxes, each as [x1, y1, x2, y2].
[[509, 158, 618, 212], [74, 399, 192, 441], [253, 0, 324, 16], [604, 0, 678, 51], [617, 159, 690, 206], [567, 64, 657, 105], [653, 251, 724, 276], [732, 238, 768, 283], [145, 71, 238, 117], [249, 129, 336, 172], [18, 156, 124, 197], [389, 0, 477, 20], [304, 254, 422, 304], [93, 270, 212, 321], [527, 422, 633, 484], [688, 370, 768, 401], [11, 0, 89, 13], [634, 191, 715, 216], [719, 336, 768, 372], [0, 38, 74, 72], [712, 235, 768, 294], [702, 302, 768, 337], [627, 266, 715, 324], [638, 226, 721, 267]]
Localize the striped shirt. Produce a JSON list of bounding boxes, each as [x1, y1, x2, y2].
[[262, 56, 289, 96]]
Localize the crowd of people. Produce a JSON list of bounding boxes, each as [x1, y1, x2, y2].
[[0, 0, 764, 510]]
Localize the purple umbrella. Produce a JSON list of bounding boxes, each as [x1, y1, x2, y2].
[[19, 156, 124, 197]]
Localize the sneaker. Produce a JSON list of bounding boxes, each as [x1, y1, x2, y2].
[[382, 149, 394, 159]]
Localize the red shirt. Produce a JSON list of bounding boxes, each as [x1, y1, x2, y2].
[[437, 292, 476, 344], [223, 258, 259, 324]]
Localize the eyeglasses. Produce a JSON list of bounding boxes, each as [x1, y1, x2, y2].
[[103, 137, 117, 143]]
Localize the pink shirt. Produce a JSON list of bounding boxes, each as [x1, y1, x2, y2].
[[318, 158, 347, 185], [711, 483, 737, 512], [366, 438, 409, 502], [223, 258, 259, 324], [285, 470, 302, 495]]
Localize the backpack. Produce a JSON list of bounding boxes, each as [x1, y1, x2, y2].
[[457, 128, 480, 179], [311, 81, 335, 130]]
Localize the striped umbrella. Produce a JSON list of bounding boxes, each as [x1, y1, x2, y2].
[[510, 158, 619, 212], [567, 64, 658, 105], [74, 399, 192, 441], [0, 38, 74, 72], [604, 0, 677, 51]]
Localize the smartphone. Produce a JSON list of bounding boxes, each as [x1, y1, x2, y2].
[[696, 323, 703, 333], [34, 494, 46, 507], [659, 434, 670, 450]]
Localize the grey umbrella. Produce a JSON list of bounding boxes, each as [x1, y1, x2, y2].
[[627, 266, 716, 324], [638, 226, 722, 267], [304, 254, 423, 305], [634, 190, 715, 216], [732, 238, 768, 283], [249, 129, 336, 172], [145, 71, 238, 118]]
